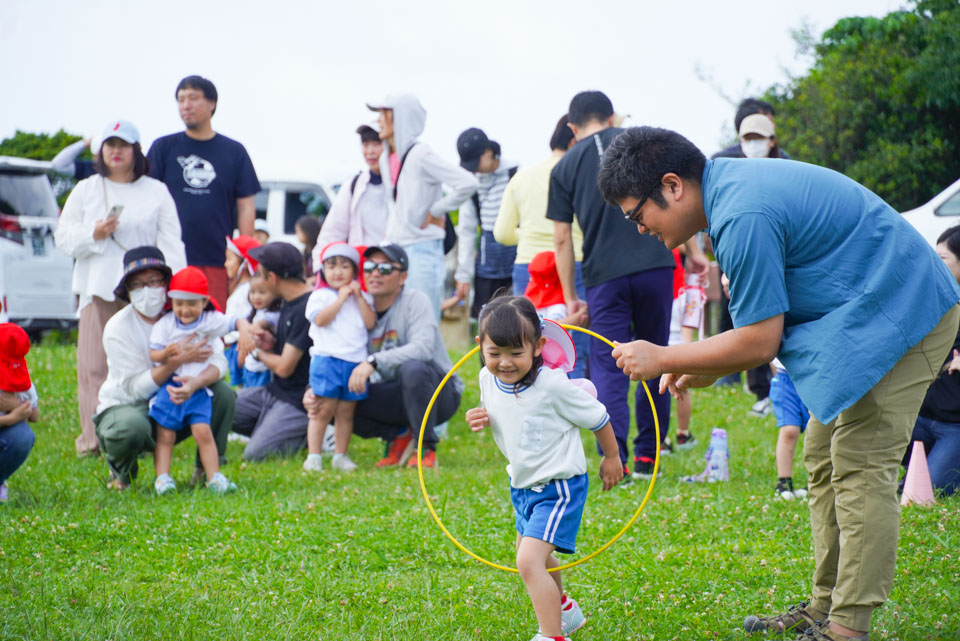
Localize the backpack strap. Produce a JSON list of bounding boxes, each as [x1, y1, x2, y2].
[[349, 172, 361, 196], [392, 143, 419, 201]]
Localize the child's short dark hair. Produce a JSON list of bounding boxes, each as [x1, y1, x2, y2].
[[477, 293, 543, 391]]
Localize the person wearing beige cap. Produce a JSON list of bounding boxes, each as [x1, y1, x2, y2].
[[738, 113, 782, 159]]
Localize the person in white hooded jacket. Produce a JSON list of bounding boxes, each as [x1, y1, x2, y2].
[[367, 94, 478, 317]]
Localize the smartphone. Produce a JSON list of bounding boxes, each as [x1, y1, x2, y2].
[[107, 205, 124, 219]]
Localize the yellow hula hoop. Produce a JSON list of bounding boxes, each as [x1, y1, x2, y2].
[[416, 325, 660, 573]]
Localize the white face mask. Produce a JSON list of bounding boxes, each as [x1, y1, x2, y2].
[[129, 285, 167, 317], [740, 138, 772, 159]]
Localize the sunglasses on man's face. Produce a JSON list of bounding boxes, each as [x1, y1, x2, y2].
[[363, 261, 400, 276]]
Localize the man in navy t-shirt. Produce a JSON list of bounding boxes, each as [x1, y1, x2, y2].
[[147, 75, 260, 308]]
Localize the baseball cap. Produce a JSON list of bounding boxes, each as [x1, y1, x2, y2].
[[524, 251, 565, 310], [0, 323, 32, 393], [739, 113, 775, 139], [100, 120, 140, 146], [366, 95, 399, 111], [457, 127, 493, 172], [254, 219, 270, 234], [363, 243, 409, 271], [320, 242, 361, 268], [248, 242, 305, 281]]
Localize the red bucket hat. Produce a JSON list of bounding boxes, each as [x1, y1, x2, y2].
[[524, 251, 565, 310], [167, 266, 222, 312], [225, 235, 261, 275], [0, 323, 32, 393]]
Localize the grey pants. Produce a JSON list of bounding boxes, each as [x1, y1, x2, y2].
[[232, 386, 309, 461], [94, 379, 235, 483]]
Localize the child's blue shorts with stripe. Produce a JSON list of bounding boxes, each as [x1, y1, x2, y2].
[[510, 473, 588, 554], [309, 355, 367, 401], [148, 379, 212, 431], [770, 369, 810, 432]]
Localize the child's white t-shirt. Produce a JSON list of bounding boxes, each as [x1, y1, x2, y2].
[[479, 366, 610, 489], [243, 309, 280, 372], [149, 310, 231, 378], [305, 288, 374, 362], [2, 383, 39, 409], [223, 281, 252, 346]]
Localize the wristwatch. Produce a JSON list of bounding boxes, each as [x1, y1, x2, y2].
[[251, 348, 260, 361], [366, 354, 377, 369]]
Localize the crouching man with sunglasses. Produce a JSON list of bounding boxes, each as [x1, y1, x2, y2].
[[303, 243, 462, 469]]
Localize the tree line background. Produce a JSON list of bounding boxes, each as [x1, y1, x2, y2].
[[2, 0, 958, 213]]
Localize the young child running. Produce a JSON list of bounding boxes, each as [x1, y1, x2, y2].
[[465, 295, 623, 641], [302, 243, 375, 472], [241, 274, 282, 388], [223, 235, 260, 386], [148, 267, 237, 495]]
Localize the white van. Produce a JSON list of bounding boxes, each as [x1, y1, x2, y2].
[[901, 177, 960, 247], [253, 180, 335, 248], [0, 156, 76, 337]]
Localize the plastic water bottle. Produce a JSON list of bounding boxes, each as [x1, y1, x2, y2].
[[705, 428, 730, 482]]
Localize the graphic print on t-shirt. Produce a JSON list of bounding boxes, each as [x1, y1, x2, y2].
[[177, 154, 217, 191]]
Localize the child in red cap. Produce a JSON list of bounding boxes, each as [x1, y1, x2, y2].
[[0, 323, 39, 503], [148, 267, 237, 495]]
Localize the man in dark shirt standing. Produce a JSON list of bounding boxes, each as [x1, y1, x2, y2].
[[547, 90, 706, 479], [147, 75, 260, 309], [232, 243, 313, 461]]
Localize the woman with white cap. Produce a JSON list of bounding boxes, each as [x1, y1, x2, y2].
[[738, 113, 783, 159], [55, 120, 187, 457]]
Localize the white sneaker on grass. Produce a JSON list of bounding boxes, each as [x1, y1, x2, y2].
[[155, 474, 176, 495], [302, 454, 324, 472], [561, 598, 586, 635], [206, 472, 237, 494], [227, 432, 250, 444], [331, 453, 358, 472]]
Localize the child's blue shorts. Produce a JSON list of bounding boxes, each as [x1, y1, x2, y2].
[[148, 379, 212, 431], [224, 343, 242, 387], [770, 369, 810, 431], [309, 355, 367, 401], [242, 368, 271, 388], [510, 473, 588, 554]]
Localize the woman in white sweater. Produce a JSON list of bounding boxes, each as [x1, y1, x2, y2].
[[55, 120, 186, 457]]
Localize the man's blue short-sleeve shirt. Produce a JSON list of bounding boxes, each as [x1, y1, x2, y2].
[[703, 158, 959, 423]]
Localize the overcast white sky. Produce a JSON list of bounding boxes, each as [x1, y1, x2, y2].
[[1, 0, 906, 185]]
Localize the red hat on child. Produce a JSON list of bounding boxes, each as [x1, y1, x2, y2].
[[524, 251, 565, 310], [0, 323, 32, 393], [225, 235, 261, 275], [167, 266, 222, 312]]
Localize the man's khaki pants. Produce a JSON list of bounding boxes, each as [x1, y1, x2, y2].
[[804, 305, 959, 631]]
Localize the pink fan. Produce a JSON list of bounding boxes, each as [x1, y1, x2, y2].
[[540, 319, 576, 372]]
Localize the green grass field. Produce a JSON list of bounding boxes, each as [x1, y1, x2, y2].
[[2, 341, 957, 640]]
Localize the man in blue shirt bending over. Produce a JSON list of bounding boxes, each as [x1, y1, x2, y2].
[[598, 126, 959, 641]]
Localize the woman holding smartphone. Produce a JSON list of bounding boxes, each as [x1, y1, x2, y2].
[[56, 120, 186, 457]]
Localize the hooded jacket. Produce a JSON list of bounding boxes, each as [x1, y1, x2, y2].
[[376, 94, 478, 247]]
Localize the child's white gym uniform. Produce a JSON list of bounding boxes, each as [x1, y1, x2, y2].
[[479, 366, 609, 553]]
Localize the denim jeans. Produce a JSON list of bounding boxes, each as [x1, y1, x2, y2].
[[513, 261, 589, 379], [906, 414, 960, 497], [0, 421, 35, 486], [403, 239, 445, 318]]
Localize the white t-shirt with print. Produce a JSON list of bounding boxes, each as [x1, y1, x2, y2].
[[149, 310, 231, 378], [479, 366, 609, 489]]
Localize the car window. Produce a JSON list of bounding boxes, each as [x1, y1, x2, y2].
[[935, 188, 960, 217], [283, 190, 330, 234], [254, 189, 270, 220], [0, 173, 59, 218]]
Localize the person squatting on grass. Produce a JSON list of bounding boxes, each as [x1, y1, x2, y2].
[[95, 247, 235, 491], [302, 243, 375, 473], [223, 234, 261, 386], [0, 324, 39, 503], [148, 267, 238, 495], [599, 126, 960, 641], [465, 295, 622, 641]]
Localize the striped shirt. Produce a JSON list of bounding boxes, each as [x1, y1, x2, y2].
[[456, 161, 519, 282]]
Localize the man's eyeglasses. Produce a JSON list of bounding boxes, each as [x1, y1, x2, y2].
[[624, 179, 663, 224], [363, 261, 400, 276], [127, 276, 167, 291]]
